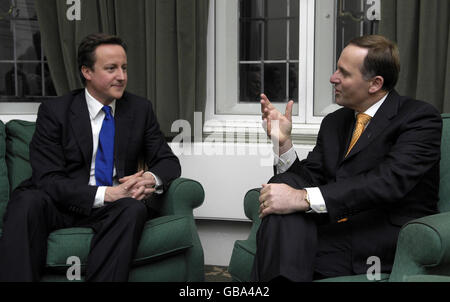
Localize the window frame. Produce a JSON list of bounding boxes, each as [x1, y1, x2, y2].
[[206, 0, 338, 144]]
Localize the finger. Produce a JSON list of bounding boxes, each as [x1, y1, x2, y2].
[[135, 188, 156, 201], [285, 100, 294, 122], [123, 178, 139, 191], [136, 179, 156, 188], [259, 203, 264, 214], [144, 188, 156, 195], [267, 118, 272, 137], [119, 170, 145, 183], [118, 176, 129, 183], [260, 94, 273, 109], [260, 184, 269, 195], [259, 206, 271, 219], [132, 186, 145, 199]]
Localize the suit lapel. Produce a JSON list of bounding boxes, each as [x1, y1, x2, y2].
[[344, 91, 400, 160], [114, 93, 133, 178], [70, 91, 93, 168]]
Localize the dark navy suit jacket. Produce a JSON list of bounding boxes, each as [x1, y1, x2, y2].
[[287, 90, 442, 273], [26, 89, 181, 217]]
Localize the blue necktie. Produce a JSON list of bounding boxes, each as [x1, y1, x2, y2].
[[95, 105, 115, 186]]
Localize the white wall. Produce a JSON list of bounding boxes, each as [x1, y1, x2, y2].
[[177, 142, 314, 265]]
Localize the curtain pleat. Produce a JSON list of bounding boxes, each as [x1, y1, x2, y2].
[[35, 0, 209, 136], [380, 0, 450, 112]]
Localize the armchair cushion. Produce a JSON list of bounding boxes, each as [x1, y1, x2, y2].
[[46, 215, 194, 272]]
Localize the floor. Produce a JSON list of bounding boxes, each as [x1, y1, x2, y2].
[[204, 265, 232, 282]]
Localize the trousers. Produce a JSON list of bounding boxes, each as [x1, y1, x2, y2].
[[251, 172, 354, 282], [0, 188, 148, 282]]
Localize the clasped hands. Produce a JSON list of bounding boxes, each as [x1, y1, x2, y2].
[[105, 170, 156, 202]]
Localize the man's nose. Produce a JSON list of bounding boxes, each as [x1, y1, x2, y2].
[[330, 71, 339, 84], [116, 68, 126, 81]]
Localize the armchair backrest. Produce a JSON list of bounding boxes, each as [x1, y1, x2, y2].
[[438, 114, 450, 212]]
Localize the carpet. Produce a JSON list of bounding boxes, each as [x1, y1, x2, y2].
[[204, 265, 232, 282]]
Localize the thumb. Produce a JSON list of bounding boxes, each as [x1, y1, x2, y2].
[[285, 100, 294, 122]]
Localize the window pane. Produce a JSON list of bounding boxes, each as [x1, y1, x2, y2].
[[266, 0, 286, 19], [17, 63, 41, 96], [336, 0, 379, 61], [240, 21, 261, 61], [43, 63, 57, 96], [0, 20, 14, 60], [288, 63, 298, 102], [264, 63, 286, 103], [16, 20, 40, 61], [265, 19, 287, 60], [290, 0, 299, 17], [289, 17, 299, 60], [239, 64, 261, 103], [0, 63, 15, 95], [240, 0, 263, 19]]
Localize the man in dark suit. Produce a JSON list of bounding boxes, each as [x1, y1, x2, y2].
[[0, 33, 181, 281], [252, 35, 442, 281]]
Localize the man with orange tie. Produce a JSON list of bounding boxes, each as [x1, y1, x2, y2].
[[253, 35, 442, 281]]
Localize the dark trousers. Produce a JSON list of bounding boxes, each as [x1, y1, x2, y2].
[[0, 188, 148, 282], [251, 172, 354, 282]]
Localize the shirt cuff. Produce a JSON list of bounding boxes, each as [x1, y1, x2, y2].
[[305, 187, 327, 213], [145, 171, 164, 194], [93, 186, 106, 208], [275, 146, 297, 174]]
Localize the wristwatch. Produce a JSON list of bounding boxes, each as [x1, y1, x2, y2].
[[304, 189, 311, 211]]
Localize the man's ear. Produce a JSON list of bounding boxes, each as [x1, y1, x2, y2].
[[369, 76, 384, 94], [81, 66, 92, 82]]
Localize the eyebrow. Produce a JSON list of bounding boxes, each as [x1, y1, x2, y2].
[[338, 65, 350, 75]]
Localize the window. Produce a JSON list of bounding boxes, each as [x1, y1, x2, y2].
[[0, 0, 56, 102], [238, 0, 299, 105], [210, 0, 380, 129]]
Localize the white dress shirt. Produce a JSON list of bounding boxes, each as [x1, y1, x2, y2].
[[275, 92, 389, 213], [85, 89, 162, 208]]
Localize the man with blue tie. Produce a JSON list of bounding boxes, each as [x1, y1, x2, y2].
[[0, 33, 181, 281]]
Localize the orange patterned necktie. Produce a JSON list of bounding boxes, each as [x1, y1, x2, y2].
[[346, 113, 371, 157]]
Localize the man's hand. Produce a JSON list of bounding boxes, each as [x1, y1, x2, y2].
[[259, 184, 310, 219], [118, 170, 157, 201], [260, 94, 294, 155], [105, 171, 156, 202]]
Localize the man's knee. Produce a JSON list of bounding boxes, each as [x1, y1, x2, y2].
[[268, 172, 312, 189], [4, 190, 47, 219], [114, 198, 148, 222], [258, 213, 317, 240]]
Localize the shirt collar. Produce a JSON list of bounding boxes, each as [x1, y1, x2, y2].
[[85, 88, 116, 120], [356, 92, 389, 118]]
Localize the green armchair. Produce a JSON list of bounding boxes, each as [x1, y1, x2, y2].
[[0, 120, 205, 282], [229, 114, 450, 282]]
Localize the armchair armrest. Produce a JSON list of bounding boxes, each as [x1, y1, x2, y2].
[[389, 212, 450, 282], [153, 177, 205, 217], [243, 188, 262, 243], [403, 275, 450, 282]]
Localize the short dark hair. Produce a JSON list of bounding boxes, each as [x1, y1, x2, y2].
[[77, 33, 127, 84], [348, 35, 400, 91]]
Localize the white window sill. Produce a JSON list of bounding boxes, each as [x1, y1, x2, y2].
[[203, 117, 319, 146]]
